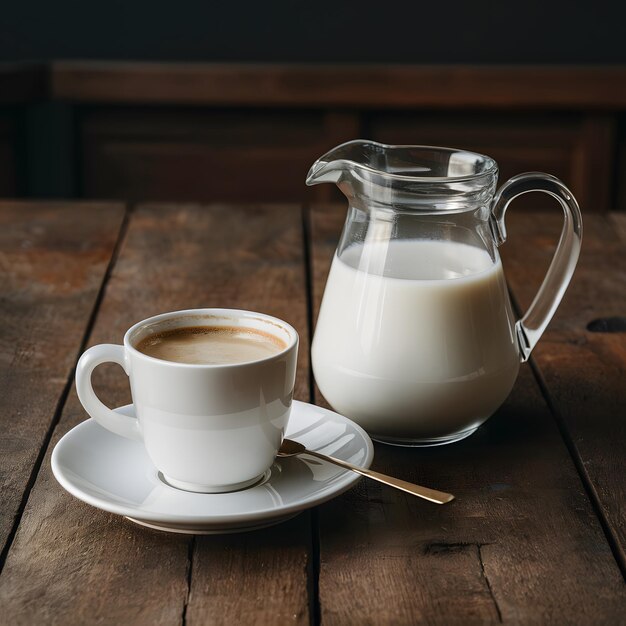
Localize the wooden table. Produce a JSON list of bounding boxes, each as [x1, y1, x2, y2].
[[0, 201, 624, 625]]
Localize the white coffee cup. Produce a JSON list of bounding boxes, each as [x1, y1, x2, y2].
[[75, 309, 299, 493]]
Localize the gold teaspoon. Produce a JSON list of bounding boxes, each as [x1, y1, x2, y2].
[[277, 438, 455, 505]]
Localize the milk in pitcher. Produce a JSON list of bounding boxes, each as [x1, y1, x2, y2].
[[312, 238, 520, 444]]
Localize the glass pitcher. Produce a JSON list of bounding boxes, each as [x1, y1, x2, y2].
[[307, 140, 582, 446]]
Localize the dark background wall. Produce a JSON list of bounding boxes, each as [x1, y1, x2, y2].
[[1, 0, 626, 64], [1, 1, 626, 211]]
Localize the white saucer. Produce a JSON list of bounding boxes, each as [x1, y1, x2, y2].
[[51, 401, 374, 534]]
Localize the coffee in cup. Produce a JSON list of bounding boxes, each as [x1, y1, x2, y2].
[[75, 309, 299, 493], [135, 325, 287, 365]]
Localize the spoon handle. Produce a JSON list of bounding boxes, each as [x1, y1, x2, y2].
[[304, 450, 455, 505]]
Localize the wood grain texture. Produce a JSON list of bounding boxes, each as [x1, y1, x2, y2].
[[611, 212, 626, 241], [51, 62, 626, 109], [501, 211, 626, 569], [0, 201, 124, 559], [0, 204, 311, 625], [309, 204, 626, 624], [187, 516, 313, 625]]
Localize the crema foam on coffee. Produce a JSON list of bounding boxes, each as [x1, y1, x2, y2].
[[136, 326, 286, 365]]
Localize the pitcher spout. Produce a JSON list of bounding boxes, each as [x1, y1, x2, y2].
[[305, 159, 343, 185], [306, 139, 499, 212], [305, 139, 378, 186]]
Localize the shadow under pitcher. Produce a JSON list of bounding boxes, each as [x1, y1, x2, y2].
[[307, 140, 582, 447]]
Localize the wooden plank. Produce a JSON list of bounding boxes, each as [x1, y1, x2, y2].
[[81, 108, 333, 203], [309, 204, 626, 624], [0, 201, 125, 561], [186, 517, 312, 625], [0, 204, 311, 625], [501, 211, 626, 569], [570, 116, 616, 214], [51, 62, 626, 109], [1, 60, 626, 110], [182, 203, 312, 625], [611, 213, 626, 242]]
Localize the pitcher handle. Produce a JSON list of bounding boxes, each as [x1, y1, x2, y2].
[[490, 172, 583, 362]]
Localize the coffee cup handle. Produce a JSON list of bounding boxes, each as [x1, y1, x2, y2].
[[490, 172, 583, 362], [75, 344, 142, 441]]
